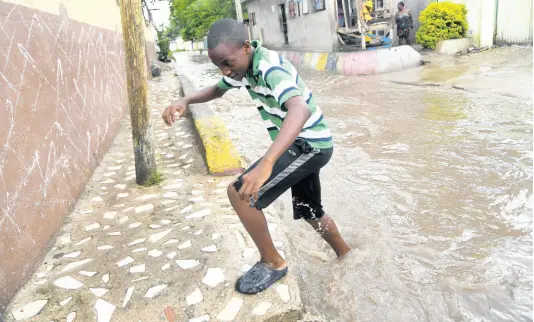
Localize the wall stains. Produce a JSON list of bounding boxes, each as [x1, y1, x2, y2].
[[0, 2, 127, 312]]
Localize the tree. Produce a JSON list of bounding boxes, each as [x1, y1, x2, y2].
[[170, 0, 236, 42]]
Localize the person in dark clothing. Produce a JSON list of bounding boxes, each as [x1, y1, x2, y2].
[[395, 1, 413, 45]]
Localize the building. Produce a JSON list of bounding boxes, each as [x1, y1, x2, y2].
[[243, 0, 428, 52]]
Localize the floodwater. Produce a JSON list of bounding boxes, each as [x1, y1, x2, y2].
[[179, 47, 533, 321]]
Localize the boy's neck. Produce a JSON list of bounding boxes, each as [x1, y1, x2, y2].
[[247, 46, 256, 76]]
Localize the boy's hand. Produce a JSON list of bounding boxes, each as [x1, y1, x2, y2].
[[238, 159, 273, 201], [162, 99, 188, 126]]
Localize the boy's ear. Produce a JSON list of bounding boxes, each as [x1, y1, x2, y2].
[[243, 40, 251, 53]]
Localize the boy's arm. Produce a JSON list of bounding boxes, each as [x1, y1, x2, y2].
[[237, 68, 311, 198], [163, 80, 230, 126], [181, 84, 225, 105]]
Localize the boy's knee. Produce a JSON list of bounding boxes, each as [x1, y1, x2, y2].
[[227, 181, 238, 200]]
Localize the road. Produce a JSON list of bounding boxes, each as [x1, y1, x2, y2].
[[175, 46, 533, 322]]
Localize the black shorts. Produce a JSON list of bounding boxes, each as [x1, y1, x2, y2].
[[233, 139, 333, 220]]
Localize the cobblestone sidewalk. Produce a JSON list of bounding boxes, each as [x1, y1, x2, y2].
[[6, 72, 301, 321]]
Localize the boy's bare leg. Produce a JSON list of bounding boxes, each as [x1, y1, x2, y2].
[[306, 215, 351, 258], [228, 185, 287, 269]]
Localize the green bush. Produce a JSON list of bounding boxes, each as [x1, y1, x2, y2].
[[416, 2, 468, 49]]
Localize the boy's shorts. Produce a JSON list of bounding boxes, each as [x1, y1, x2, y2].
[[233, 138, 333, 220]]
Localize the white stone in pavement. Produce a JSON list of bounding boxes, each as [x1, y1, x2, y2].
[[149, 228, 173, 243], [180, 205, 193, 213], [189, 315, 210, 322], [189, 196, 204, 202], [161, 263, 171, 271], [202, 268, 225, 287], [201, 245, 217, 252], [163, 239, 178, 245], [136, 194, 159, 200], [79, 271, 97, 277], [252, 301, 272, 316], [212, 233, 221, 240], [11, 299, 48, 320], [97, 245, 114, 251], [128, 237, 146, 246], [90, 288, 109, 297], [101, 179, 115, 184], [235, 231, 246, 248], [166, 251, 177, 259], [128, 222, 142, 229], [163, 191, 178, 198], [178, 240, 192, 249], [114, 184, 126, 190], [161, 219, 172, 225], [145, 284, 167, 298], [59, 297, 72, 306], [66, 311, 76, 322], [61, 259, 93, 273], [241, 264, 252, 273], [123, 286, 134, 308], [163, 183, 182, 190], [108, 231, 121, 236], [95, 299, 115, 322], [54, 276, 84, 290], [117, 256, 134, 267], [185, 208, 211, 219], [91, 197, 104, 202], [118, 216, 129, 224], [176, 259, 200, 269], [276, 284, 290, 303], [117, 193, 129, 199], [243, 248, 256, 258], [75, 237, 91, 246], [135, 204, 154, 213], [130, 264, 146, 273], [216, 297, 244, 321], [148, 249, 163, 257], [102, 274, 110, 283], [186, 288, 203, 306], [63, 251, 81, 258], [149, 224, 162, 229], [103, 212, 117, 219], [85, 223, 101, 231]]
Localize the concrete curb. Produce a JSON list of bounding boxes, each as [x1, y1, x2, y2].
[[173, 66, 244, 176], [195, 46, 423, 75], [279, 45, 423, 75]]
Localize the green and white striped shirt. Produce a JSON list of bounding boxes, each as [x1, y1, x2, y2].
[[217, 40, 333, 149]]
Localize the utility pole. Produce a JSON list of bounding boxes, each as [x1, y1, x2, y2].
[[119, 0, 156, 185], [235, 0, 243, 23]]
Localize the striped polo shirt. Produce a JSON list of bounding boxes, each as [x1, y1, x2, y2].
[[216, 40, 333, 149]]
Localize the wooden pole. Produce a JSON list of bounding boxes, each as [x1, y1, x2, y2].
[[119, 0, 156, 185]]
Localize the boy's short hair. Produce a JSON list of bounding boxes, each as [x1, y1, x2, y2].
[[207, 18, 247, 49]]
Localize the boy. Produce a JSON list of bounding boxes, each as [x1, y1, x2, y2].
[[162, 19, 350, 294]]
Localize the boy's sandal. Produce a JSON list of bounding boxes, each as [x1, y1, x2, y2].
[[235, 262, 288, 295]]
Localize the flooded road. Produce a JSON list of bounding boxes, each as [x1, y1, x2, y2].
[[176, 47, 533, 321]]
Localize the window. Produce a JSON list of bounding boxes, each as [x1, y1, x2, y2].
[[315, 0, 325, 11], [289, 0, 296, 18], [374, 0, 384, 9], [250, 12, 256, 25]]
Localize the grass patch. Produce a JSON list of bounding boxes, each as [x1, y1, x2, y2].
[[142, 170, 165, 187]]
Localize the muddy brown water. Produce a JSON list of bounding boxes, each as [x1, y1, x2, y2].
[[180, 48, 533, 321]]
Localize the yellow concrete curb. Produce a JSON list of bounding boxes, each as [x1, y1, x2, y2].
[[193, 116, 243, 176], [175, 66, 244, 176]]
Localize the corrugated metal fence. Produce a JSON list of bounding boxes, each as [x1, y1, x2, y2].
[[495, 0, 533, 44]]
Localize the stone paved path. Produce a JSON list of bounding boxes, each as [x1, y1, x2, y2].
[[6, 71, 301, 321]]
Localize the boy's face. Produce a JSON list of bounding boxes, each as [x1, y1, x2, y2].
[[208, 41, 252, 81]]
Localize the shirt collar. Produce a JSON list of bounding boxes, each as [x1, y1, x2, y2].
[[250, 40, 262, 77]]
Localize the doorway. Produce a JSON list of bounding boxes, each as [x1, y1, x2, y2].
[[278, 4, 289, 45]]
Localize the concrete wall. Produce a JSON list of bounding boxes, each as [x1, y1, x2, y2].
[[0, 0, 152, 313], [246, 0, 338, 52]]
